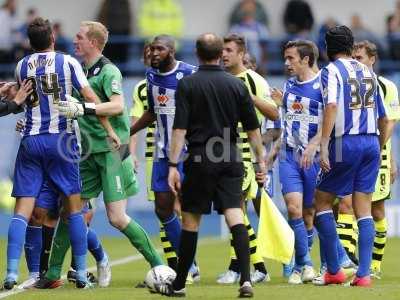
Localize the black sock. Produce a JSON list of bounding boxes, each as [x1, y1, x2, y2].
[[40, 225, 55, 276], [228, 259, 240, 272], [167, 257, 178, 271], [231, 224, 250, 285], [172, 230, 198, 291], [71, 255, 76, 271], [253, 262, 267, 274]]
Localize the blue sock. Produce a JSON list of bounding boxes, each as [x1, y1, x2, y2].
[[337, 238, 351, 266], [318, 231, 327, 269], [162, 213, 182, 254], [307, 228, 314, 249], [288, 218, 312, 270], [315, 211, 340, 274], [357, 217, 375, 277], [68, 212, 87, 281], [87, 228, 105, 263], [24, 225, 42, 275], [7, 214, 28, 281]]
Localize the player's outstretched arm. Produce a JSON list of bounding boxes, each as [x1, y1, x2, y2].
[[129, 110, 156, 136], [320, 103, 337, 172], [247, 128, 267, 185], [252, 94, 279, 120]]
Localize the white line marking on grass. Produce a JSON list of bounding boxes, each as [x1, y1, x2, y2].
[[0, 238, 220, 299]]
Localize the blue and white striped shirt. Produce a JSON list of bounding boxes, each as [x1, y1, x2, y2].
[[320, 58, 386, 138], [282, 74, 324, 150], [147, 61, 196, 159], [15, 52, 89, 137]]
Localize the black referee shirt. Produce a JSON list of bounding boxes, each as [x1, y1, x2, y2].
[[173, 64, 259, 149]]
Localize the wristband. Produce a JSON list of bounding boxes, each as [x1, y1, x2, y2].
[[83, 102, 96, 115], [168, 161, 178, 168]]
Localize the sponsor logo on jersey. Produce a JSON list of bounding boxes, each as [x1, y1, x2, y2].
[[154, 106, 175, 115], [285, 113, 319, 124], [291, 101, 304, 113], [157, 94, 169, 104]]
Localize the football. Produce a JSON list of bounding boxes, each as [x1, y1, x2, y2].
[[145, 265, 176, 292]]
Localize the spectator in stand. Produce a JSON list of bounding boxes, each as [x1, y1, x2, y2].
[[0, 0, 18, 64], [283, 0, 314, 39], [386, 1, 400, 59], [317, 18, 338, 63], [229, 1, 269, 72], [53, 22, 72, 54], [138, 0, 183, 40], [97, 0, 131, 62], [229, 0, 268, 28], [14, 7, 37, 60]]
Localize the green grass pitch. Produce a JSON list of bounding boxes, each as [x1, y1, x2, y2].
[[0, 237, 398, 299]]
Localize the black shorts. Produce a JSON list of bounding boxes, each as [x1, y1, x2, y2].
[[181, 149, 244, 215]]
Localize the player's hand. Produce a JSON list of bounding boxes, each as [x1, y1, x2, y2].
[[300, 143, 317, 169], [15, 118, 25, 133], [254, 161, 267, 185], [270, 87, 283, 106], [168, 167, 181, 196], [13, 80, 32, 105], [320, 141, 330, 173], [390, 159, 397, 184], [0, 81, 16, 97], [58, 95, 84, 118], [108, 130, 121, 150]]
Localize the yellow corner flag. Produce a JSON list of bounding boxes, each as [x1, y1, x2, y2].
[[257, 189, 294, 264]]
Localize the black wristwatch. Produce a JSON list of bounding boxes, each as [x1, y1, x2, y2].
[[168, 161, 178, 168]]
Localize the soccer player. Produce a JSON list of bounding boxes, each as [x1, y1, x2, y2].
[[217, 33, 278, 284], [352, 40, 400, 278], [129, 35, 199, 279], [313, 26, 389, 287], [36, 21, 164, 288], [130, 44, 179, 272], [273, 40, 322, 284], [2, 17, 114, 290]]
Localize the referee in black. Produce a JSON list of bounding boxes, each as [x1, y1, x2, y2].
[[155, 33, 266, 298]]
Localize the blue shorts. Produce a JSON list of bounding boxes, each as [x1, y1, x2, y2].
[[151, 158, 184, 193], [12, 133, 81, 198], [35, 179, 61, 213], [36, 179, 90, 214], [317, 135, 380, 195], [279, 149, 320, 208]]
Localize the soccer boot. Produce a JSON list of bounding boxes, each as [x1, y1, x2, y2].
[[67, 268, 97, 284], [155, 282, 186, 297], [216, 270, 240, 284], [351, 275, 372, 287], [288, 270, 302, 284], [97, 258, 111, 287], [312, 269, 346, 286], [301, 265, 316, 283], [250, 270, 270, 284], [238, 281, 253, 298], [2, 278, 17, 291], [34, 277, 63, 289]]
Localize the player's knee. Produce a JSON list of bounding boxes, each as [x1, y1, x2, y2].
[[30, 207, 46, 226], [372, 205, 385, 221], [287, 202, 302, 219], [155, 206, 174, 221]]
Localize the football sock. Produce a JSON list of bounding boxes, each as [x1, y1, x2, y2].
[[121, 219, 163, 267], [244, 214, 265, 271], [289, 218, 312, 270], [87, 228, 106, 263], [357, 217, 375, 278], [24, 225, 42, 276], [46, 221, 70, 280], [173, 230, 198, 291], [40, 225, 55, 276], [371, 218, 387, 272], [307, 228, 314, 249], [315, 211, 340, 274], [337, 214, 357, 260], [68, 212, 88, 282], [160, 224, 178, 271], [6, 214, 28, 281], [161, 213, 182, 254], [231, 224, 251, 285]]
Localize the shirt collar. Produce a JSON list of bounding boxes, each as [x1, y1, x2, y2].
[[199, 64, 223, 71]]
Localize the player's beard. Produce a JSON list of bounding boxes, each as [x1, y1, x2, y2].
[[155, 54, 174, 72]]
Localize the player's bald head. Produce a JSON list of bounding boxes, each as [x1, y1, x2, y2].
[[152, 35, 176, 51], [196, 33, 223, 62]]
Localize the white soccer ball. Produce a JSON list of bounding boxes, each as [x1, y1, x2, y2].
[[145, 265, 176, 292]]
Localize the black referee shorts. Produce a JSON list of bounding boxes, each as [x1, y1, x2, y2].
[[181, 149, 244, 215]]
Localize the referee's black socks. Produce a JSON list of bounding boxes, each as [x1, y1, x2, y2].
[[173, 230, 198, 291], [231, 224, 251, 285]]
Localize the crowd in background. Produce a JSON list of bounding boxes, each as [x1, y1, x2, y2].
[[1, 0, 400, 76]]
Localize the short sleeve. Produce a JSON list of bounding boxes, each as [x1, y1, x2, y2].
[[173, 79, 190, 129], [130, 80, 146, 118], [239, 82, 260, 131], [376, 88, 387, 118], [320, 67, 339, 106], [102, 64, 123, 99], [67, 56, 89, 91]]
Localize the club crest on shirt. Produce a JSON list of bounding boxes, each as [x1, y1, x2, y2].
[[313, 82, 320, 89], [291, 101, 303, 113], [93, 67, 100, 75], [157, 94, 169, 104], [176, 72, 183, 80]]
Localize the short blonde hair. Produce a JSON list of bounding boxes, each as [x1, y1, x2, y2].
[[81, 21, 108, 51]]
